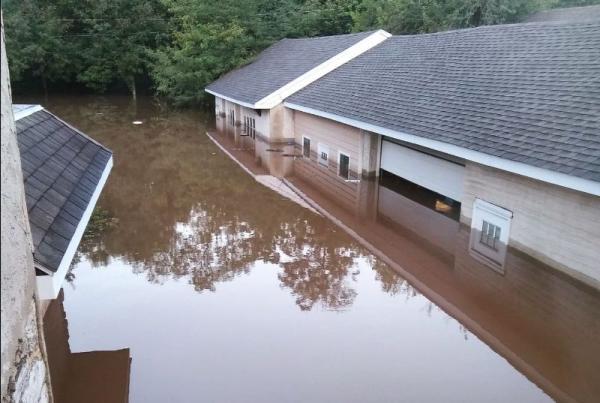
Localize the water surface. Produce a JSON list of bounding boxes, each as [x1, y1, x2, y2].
[[25, 95, 599, 403]]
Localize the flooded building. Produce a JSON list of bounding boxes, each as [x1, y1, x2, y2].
[[209, 20, 600, 288], [13, 105, 114, 299], [283, 22, 600, 287], [205, 30, 390, 142]]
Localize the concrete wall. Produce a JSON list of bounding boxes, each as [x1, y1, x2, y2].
[[1, 16, 52, 403], [461, 162, 600, 287]]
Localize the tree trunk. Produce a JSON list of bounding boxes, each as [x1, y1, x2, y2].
[[41, 75, 48, 103], [128, 76, 137, 102]]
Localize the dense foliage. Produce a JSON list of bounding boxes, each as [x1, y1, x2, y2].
[[3, 0, 598, 105]]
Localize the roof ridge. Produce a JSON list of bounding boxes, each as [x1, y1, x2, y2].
[[389, 20, 600, 39]]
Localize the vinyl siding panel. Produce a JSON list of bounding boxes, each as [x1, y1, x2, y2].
[[461, 162, 600, 286], [294, 111, 362, 175]]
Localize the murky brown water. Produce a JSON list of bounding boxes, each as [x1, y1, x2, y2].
[[24, 95, 600, 403]]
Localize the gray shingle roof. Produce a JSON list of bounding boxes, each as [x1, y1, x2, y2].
[[15, 108, 112, 272], [287, 23, 600, 182], [526, 5, 600, 23], [206, 31, 375, 105]]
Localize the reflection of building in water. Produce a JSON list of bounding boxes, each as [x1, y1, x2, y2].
[[286, 159, 600, 403], [209, 123, 600, 403], [43, 291, 131, 403]]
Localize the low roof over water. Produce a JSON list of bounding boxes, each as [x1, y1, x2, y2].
[[206, 31, 382, 107], [287, 22, 600, 183], [14, 106, 113, 273]]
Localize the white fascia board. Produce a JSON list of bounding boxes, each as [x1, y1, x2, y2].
[[284, 102, 600, 196], [254, 30, 391, 109], [204, 89, 257, 109], [13, 105, 44, 121], [36, 155, 114, 299]]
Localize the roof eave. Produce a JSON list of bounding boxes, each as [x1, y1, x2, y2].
[[284, 101, 600, 197], [35, 155, 114, 299], [204, 89, 258, 109]]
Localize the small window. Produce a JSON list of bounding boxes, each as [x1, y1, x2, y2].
[[480, 220, 501, 250], [229, 109, 235, 125], [338, 153, 350, 179], [318, 144, 329, 167], [243, 116, 256, 138], [469, 198, 513, 273], [302, 137, 311, 158]]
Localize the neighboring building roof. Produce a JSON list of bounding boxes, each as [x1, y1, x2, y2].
[[286, 22, 600, 189], [206, 30, 390, 109], [526, 5, 600, 23], [14, 106, 113, 273]]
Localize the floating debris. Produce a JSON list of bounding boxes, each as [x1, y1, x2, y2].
[[133, 120, 143, 125]]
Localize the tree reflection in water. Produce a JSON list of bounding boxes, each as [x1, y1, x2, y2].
[[52, 96, 407, 311]]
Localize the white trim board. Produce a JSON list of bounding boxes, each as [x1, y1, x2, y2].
[[254, 30, 390, 109], [36, 156, 114, 299], [13, 104, 44, 121], [284, 102, 600, 197], [205, 30, 391, 110]]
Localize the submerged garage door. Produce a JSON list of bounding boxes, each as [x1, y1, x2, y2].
[[381, 139, 465, 202]]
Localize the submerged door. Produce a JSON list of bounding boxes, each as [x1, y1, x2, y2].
[[380, 139, 465, 202]]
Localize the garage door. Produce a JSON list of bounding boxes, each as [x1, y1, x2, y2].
[[381, 140, 465, 202]]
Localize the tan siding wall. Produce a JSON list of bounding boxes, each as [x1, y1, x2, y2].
[[218, 99, 271, 138], [294, 111, 362, 174], [239, 105, 270, 138], [293, 158, 360, 212], [461, 162, 600, 285]]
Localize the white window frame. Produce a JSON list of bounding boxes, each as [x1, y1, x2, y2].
[[338, 151, 350, 180], [318, 143, 329, 167], [302, 135, 311, 158], [469, 198, 513, 273]]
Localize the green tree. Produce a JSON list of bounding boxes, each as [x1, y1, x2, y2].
[[352, 0, 547, 34], [151, 21, 252, 105], [3, 0, 74, 96], [70, 0, 168, 100], [151, 0, 296, 105], [291, 0, 360, 37]]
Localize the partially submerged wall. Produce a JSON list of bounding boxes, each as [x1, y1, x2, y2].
[[461, 162, 600, 287], [217, 97, 271, 139], [1, 16, 52, 403]]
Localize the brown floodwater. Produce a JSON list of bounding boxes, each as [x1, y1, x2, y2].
[[21, 95, 599, 403]]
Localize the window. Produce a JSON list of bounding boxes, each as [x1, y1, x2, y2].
[[338, 153, 350, 179], [302, 137, 311, 158], [480, 220, 501, 250], [318, 144, 329, 167], [229, 109, 235, 125], [244, 116, 256, 138], [469, 198, 513, 273]]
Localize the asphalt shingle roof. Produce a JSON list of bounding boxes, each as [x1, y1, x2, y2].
[[15, 108, 112, 272], [287, 23, 600, 182], [206, 31, 375, 105]]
